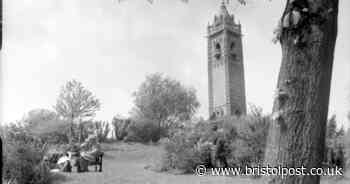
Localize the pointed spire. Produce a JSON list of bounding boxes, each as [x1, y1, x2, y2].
[[219, 0, 229, 17]]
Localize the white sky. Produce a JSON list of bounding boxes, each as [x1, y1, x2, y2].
[[1, 0, 349, 128]]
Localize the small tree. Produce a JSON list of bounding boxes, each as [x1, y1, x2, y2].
[[54, 79, 101, 143], [23, 109, 58, 133], [326, 115, 337, 140], [22, 109, 70, 144], [131, 73, 200, 141]]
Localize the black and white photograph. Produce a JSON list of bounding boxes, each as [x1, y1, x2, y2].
[[0, 0, 349, 184]]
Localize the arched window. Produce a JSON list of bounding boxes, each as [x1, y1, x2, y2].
[[235, 110, 241, 116], [215, 43, 221, 50], [214, 43, 221, 59], [230, 42, 235, 50]]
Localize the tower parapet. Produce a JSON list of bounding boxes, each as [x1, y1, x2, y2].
[[207, 1, 241, 36]]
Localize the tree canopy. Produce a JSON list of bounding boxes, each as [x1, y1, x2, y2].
[[54, 79, 101, 121], [131, 73, 200, 130], [54, 79, 101, 142], [23, 109, 62, 136]]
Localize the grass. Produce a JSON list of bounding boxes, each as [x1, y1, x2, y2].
[[55, 142, 349, 184]]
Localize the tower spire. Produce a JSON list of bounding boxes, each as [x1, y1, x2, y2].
[[219, 0, 229, 17]]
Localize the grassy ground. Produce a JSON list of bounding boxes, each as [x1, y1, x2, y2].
[[55, 142, 349, 184]]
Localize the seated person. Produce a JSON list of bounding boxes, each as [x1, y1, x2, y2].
[[57, 153, 72, 172], [80, 133, 102, 161]]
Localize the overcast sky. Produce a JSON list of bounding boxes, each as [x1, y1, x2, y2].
[[1, 0, 349, 128]]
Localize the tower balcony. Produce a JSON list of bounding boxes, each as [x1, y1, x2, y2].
[[208, 24, 241, 36]]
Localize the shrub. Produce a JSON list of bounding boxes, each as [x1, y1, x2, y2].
[[112, 117, 132, 141], [3, 123, 54, 184], [159, 108, 271, 174], [68, 120, 113, 143], [324, 116, 348, 170], [81, 120, 111, 142], [229, 114, 270, 167], [345, 130, 350, 169], [161, 131, 203, 173], [95, 121, 111, 142], [22, 109, 70, 144], [124, 119, 163, 143]]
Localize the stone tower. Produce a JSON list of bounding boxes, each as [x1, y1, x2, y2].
[[208, 1, 247, 119]]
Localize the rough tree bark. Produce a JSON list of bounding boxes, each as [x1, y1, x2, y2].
[[265, 0, 339, 184]]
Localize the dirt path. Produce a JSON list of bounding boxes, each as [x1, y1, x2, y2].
[[56, 143, 348, 184]]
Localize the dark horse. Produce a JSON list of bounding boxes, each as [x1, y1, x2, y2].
[[75, 151, 104, 172]]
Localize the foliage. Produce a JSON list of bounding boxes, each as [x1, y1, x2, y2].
[[324, 115, 347, 169], [2, 123, 54, 184], [326, 115, 337, 141], [160, 129, 205, 173], [93, 121, 111, 142], [228, 108, 270, 168], [131, 73, 200, 141], [80, 120, 111, 142], [22, 109, 70, 144], [345, 130, 350, 169], [325, 115, 345, 150], [54, 79, 101, 142], [124, 118, 164, 143], [111, 116, 132, 141], [111, 116, 169, 143], [159, 106, 271, 173]]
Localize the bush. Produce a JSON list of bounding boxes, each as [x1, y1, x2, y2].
[[124, 119, 163, 143], [111, 116, 168, 143], [345, 130, 350, 170], [112, 117, 132, 141], [3, 123, 54, 184], [22, 109, 70, 144], [229, 114, 270, 168], [159, 109, 271, 174], [80, 120, 111, 142], [159, 121, 220, 172], [324, 116, 348, 170], [160, 131, 203, 173]]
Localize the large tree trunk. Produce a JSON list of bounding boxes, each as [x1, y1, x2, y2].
[[265, 0, 339, 184]]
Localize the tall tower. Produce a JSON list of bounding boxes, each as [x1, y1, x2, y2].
[[208, 1, 247, 118]]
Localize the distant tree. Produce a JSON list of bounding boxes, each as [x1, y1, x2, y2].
[[22, 109, 70, 144], [23, 109, 57, 130], [336, 126, 345, 138], [131, 73, 200, 141], [345, 128, 350, 167], [112, 116, 132, 141], [54, 80, 101, 143], [326, 115, 337, 140], [324, 116, 346, 166]]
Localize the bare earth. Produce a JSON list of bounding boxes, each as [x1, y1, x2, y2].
[[55, 143, 349, 184]]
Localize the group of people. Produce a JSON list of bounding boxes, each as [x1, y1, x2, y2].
[[49, 133, 103, 173]]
